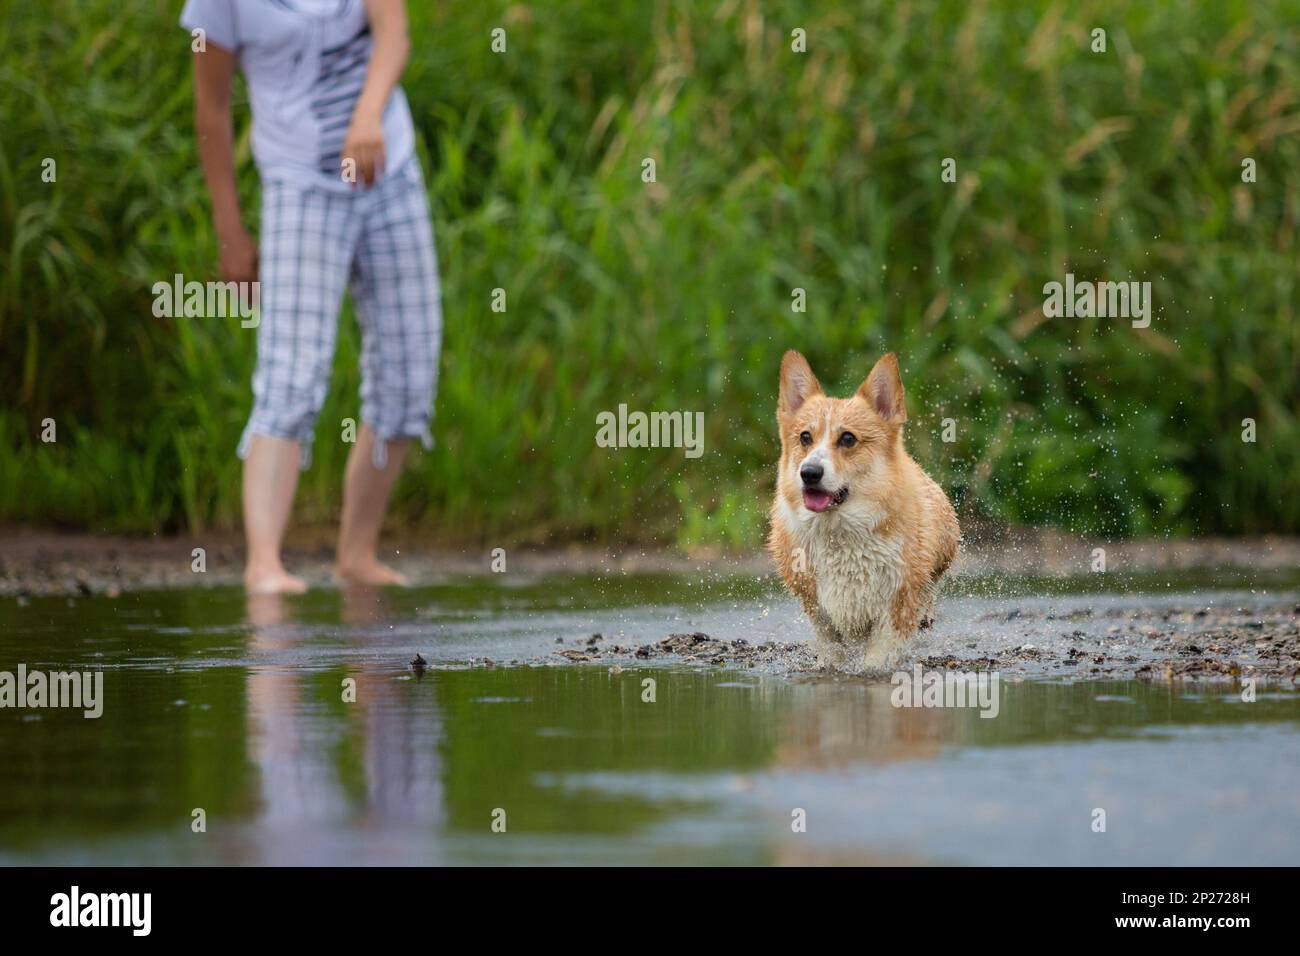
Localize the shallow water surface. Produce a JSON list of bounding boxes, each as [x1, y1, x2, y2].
[[1, 573, 1298, 865]]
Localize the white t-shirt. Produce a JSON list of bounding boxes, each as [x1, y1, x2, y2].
[[181, 0, 416, 192]]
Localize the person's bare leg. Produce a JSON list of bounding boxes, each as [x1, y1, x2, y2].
[[336, 424, 410, 586], [243, 434, 308, 594]]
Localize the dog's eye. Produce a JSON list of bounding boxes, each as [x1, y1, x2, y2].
[[799, 431, 812, 447], [837, 432, 857, 448]]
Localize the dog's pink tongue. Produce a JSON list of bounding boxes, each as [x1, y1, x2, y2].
[[803, 488, 833, 512]]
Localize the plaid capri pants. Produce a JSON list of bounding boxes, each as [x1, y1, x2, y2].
[[238, 157, 442, 470]]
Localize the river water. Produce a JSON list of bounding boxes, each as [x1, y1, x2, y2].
[[2, 571, 1298, 864]]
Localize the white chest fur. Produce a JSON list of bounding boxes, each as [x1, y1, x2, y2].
[[781, 498, 904, 641], [808, 529, 903, 639]]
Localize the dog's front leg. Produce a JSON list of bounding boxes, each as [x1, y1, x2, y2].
[[810, 608, 853, 669], [859, 622, 907, 672], [918, 580, 940, 629], [860, 586, 926, 672]]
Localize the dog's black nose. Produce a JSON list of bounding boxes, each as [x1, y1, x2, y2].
[[800, 463, 823, 486]]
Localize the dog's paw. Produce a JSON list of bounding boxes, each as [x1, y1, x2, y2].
[[858, 633, 908, 673], [857, 652, 901, 675]]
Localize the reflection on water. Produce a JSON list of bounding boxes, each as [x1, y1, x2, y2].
[[244, 589, 444, 851], [0, 578, 1298, 864]]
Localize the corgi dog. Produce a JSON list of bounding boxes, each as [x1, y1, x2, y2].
[[767, 351, 959, 671]]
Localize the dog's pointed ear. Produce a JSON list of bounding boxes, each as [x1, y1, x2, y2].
[[779, 350, 822, 416], [859, 353, 907, 425]]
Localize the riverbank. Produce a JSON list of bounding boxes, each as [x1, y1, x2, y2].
[[2, 526, 1299, 597], [3, 527, 1298, 684]]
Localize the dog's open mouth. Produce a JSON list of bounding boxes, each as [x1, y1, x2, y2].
[[802, 486, 849, 513]]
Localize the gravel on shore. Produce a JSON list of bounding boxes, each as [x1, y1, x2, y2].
[[543, 602, 1300, 684]]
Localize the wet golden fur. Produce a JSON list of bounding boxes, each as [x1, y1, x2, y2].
[[767, 351, 959, 671]]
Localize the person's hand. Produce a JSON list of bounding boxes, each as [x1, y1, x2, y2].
[[218, 227, 259, 284], [341, 111, 386, 187]]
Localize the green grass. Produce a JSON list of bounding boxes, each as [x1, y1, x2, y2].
[[1, 0, 1297, 545]]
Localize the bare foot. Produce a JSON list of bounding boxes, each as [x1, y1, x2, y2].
[[244, 565, 308, 595], [335, 558, 409, 587]]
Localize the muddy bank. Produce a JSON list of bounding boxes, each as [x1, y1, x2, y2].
[[2, 526, 1300, 597], [537, 601, 1300, 683]]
